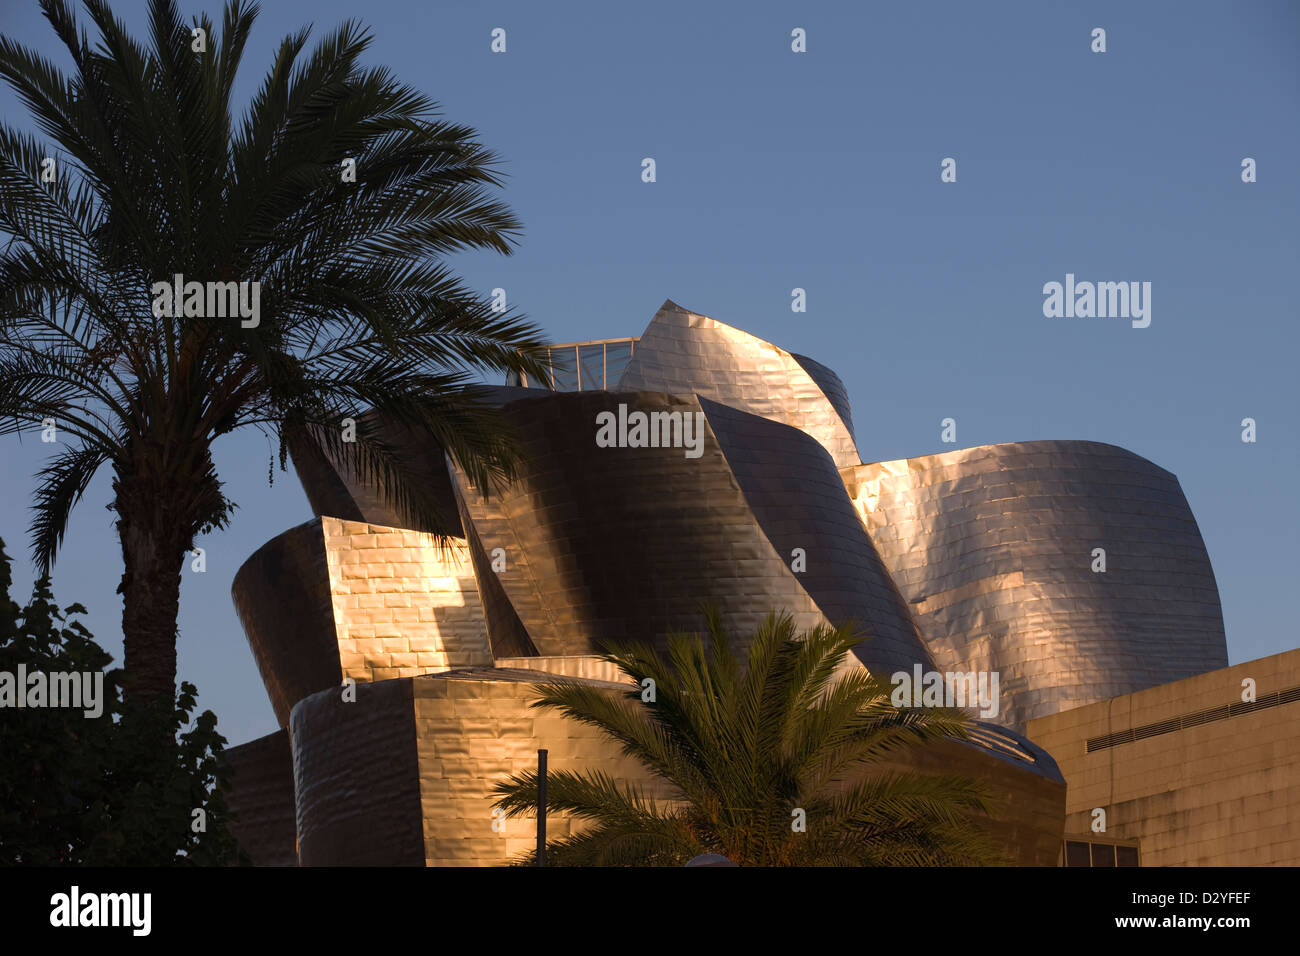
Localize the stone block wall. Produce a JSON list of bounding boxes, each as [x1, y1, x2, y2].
[[412, 669, 677, 865], [320, 517, 491, 682], [1028, 648, 1300, 865]]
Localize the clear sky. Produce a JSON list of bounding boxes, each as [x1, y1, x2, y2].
[[0, 0, 1296, 746]]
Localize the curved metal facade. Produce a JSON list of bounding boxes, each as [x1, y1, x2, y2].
[[789, 351, 857, 443], [232, 520, 342, 728], [289, 416, 465, 537], [449, 389, 848, 662], [700, 396, 932, 672], [842, 441, 1229, 730], [617, 300, 862, 469], [223, 298, 1240, 866]]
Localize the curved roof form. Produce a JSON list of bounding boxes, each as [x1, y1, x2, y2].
[[842, 440, 1229, 731], [448, 389, 933, 674], [616, 300, 862, 469]]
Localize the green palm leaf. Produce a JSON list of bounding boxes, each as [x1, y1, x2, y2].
[[0, 0, 546, 701], [494, 611, 1010, 866]]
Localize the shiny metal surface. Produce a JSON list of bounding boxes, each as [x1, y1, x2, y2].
[[874, 720, 1066, 865], [701, 396, 933, 673], [617, 300, 862, 469], [232, 519, 343, 727], [291, 676, 425, 866], [449, 389, 834, 659], [453, 485, 539, 658], [319, 518, 492, 682], [290, 415, 464, 536], [226, 303, 1249, 866], [842, 441, 1229, 731], [789, 351, 856, 445], [223, 730, 297, 866]]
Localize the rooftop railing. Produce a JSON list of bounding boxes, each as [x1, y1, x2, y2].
[[508, 337, 639, 391]]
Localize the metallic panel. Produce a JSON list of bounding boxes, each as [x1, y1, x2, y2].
[[789, 351, 856, 446], [290, 676, 425, 866], [701, 397, 933, 674], [493, 655, 636, 685], [232, 519, 342, 728], [454, 489, 539, 658], [617, 300, 862, 469], [289, 416, 464, 537], [223, 729, 298, 866], [842, 441, 1229, 731], [450, 389, 832, 658], [875, 721, 1066, 866]]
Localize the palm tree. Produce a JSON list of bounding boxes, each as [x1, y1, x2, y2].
[[0, 0, 547, 704], [492, 611, 1007, 866]]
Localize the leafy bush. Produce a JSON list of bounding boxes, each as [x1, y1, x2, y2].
[[0, 537, 243, 865]]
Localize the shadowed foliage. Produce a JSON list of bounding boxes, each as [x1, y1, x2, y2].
[[0, 537, 242, 865], [0, 0, 546, 704], [492, 610, 1008, 866]]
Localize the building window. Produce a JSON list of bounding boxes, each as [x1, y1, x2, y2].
[[1060, 837, 1140, 867]]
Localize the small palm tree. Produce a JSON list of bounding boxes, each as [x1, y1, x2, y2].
[[0, 0, 546, 704], [492, 611, 1007, 866]]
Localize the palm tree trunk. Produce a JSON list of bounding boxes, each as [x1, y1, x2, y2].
[[114, 482, 186, 703]]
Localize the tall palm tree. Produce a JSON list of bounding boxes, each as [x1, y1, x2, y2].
[[492, 611, 1007, 866], [0, 0, 547, 703]]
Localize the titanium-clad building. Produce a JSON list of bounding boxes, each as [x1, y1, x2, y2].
[[225, 299, 1248, 866]]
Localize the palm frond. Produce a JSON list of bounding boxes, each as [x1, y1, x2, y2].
[[493, 609, 1006, 866]]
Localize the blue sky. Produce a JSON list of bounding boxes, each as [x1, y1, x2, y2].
[[0, 0, 1296, 745]]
